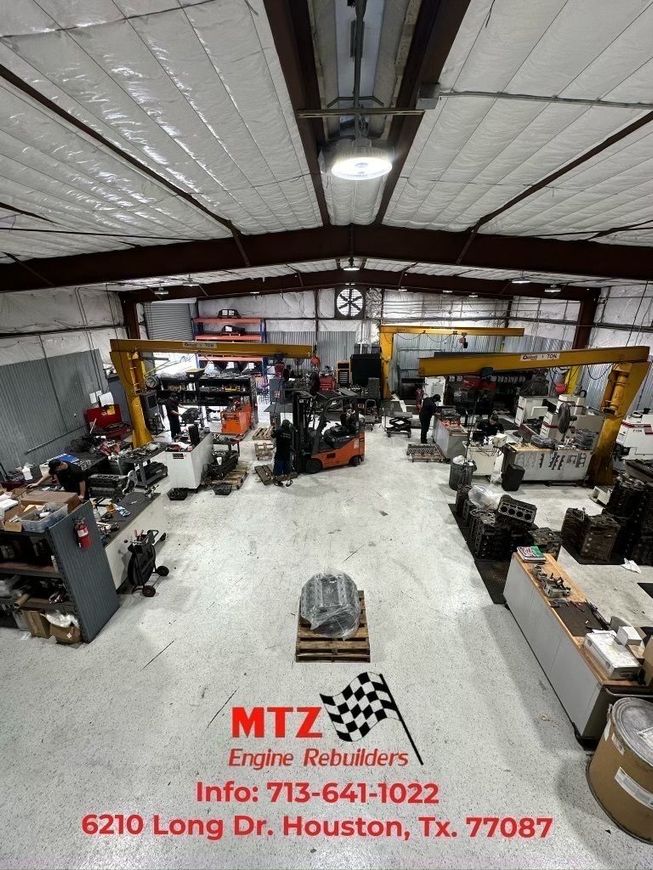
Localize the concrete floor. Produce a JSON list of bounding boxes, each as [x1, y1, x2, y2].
[[1, 427, 652, 870]]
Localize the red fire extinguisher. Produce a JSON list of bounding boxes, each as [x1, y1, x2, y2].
[[75, 519, 91, 549]]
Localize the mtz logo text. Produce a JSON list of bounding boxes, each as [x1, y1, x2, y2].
[[232, 707, 322, 738]]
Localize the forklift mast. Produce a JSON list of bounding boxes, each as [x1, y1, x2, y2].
[[292, 391, 330, 472]]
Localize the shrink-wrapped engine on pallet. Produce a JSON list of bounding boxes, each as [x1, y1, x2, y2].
[[300, 572, 361, 639]]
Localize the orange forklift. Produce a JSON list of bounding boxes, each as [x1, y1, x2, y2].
[[292, 392, 365, 474]]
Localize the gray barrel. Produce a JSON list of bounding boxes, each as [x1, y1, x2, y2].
[[449, 456, 476, 490]]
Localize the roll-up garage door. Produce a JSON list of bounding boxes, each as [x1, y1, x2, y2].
[[144, 302, 195, 340]]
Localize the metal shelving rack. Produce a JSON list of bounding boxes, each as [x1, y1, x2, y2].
[[157, 373, 259, 426], [192, 317, 270, 395], [0, 502, 118, 642]]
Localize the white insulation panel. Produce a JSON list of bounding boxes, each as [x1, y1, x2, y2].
[[385, 0, 653, 242], [0, 0, 321, 261]]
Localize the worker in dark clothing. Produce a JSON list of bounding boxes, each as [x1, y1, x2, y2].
[[272, 419, 294, 487], [346, 404, 360, 434], [309, 370, 320, 396], [419, 395, 435, 444], [31, 459, 89, 499], [165, 395, 182, 440]]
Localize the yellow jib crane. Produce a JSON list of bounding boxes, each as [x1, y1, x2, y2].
[[110, 338, 313, 446], [417, 346, 651, 485], [378, 325, 525, 398]]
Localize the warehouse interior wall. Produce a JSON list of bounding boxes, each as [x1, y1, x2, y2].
[[583, 285, 653, 412], [0, 349, 108, 471], [0, 287, 125, 471], [506, 285, 653, 412], [0, 286, 125, 365]]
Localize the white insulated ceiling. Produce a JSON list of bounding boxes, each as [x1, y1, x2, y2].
[[0, 0, 321, 260], [0, 0, 652, 284], [385, 0, 653, 245]]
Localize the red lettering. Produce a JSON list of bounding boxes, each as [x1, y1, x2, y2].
[[231, 707, 264, 737], [296, 707, 322, 738], [267, 707, 294, 737]]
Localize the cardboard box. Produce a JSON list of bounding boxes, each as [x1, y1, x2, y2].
[[2, 505, 25, 532], [48, 623, 81, 645], [20, 491, 80, 512], [23, 610, 51, 638], [644, 638, 653, 686]]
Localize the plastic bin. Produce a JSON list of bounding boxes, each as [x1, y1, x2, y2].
[[501, 465, 525, 492], [21, 504, 67, 533]]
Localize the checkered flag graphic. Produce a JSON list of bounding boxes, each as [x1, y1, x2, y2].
[[319, 672, 401, 742]]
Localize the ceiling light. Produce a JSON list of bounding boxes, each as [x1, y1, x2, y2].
[[469, 293, 478, 298], [330, 138, 392, 181], [442, 290, 453, 294], [544, 285, 562, 294], [342, 257, 360, 272], [153, 287, 169, 298], [397, 287, 408, 293], [511, 275, 530, 284], [250, 291, 260, 296]]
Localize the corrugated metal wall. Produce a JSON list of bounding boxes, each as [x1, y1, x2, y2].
[[267, 330, 356, 370], [392, 333, 505, 389], [0, 349, 107, 470], [579, 361, 653, 413], [502, 335, 573, 354]]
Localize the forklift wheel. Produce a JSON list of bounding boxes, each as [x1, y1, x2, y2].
[[155, 566, 170, 576], [142, 585, 156, 597], [349, 456, 361, 467], [305, 458, 323, 475]]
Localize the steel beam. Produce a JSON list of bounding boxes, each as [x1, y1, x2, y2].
[[110, 339, 313, 357], [3, 225, 653, 292], [375, 0, 472, 222], [572, 290, 601, 348], [263, 0, 330, 225], [417, 345, 649, 377], [120, 296, 140, 340], [126, 268, 592, 303]]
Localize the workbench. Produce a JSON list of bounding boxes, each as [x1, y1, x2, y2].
[[505, 443, 592, 482], [467, 445, 499, 476], [158, 433, 213, 490], [505, 553, 652, 739], [433, 418, 468, 460], [101, 491, 169, 590]]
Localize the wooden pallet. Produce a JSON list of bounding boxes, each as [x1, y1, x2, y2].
[[295, 591, 370, 663], [222, 463, 249, 489], [254, 465, 298, 485], [255, 441, 274, 459], [406, 444, 446, 463], [252, 426, 273, 441], [255, 464, 274, 485]]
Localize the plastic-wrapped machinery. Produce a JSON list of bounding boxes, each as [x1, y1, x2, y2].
[[300, 572, 361, 638]]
